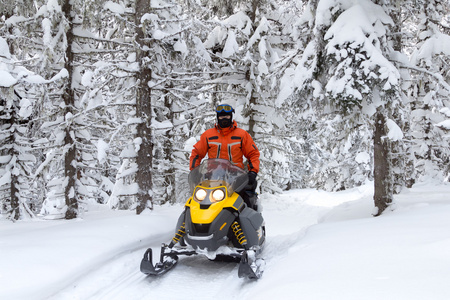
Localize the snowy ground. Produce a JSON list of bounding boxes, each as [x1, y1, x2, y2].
[[1, 180, 450, 300]]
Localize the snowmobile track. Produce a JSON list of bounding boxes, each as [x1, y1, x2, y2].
[[47, 232, 172, 300]]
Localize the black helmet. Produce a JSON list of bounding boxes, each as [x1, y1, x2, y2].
[[216, 104, 234, 128]]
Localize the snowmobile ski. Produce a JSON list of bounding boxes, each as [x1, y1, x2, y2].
[[238, 249, 265, 279], [140, 247, 178, 276]]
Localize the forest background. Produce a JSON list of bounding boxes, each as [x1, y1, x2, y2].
[[0, 0, 449, 221]]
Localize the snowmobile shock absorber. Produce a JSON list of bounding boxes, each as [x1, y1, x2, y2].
[[169, 222, 186, 248], [231, 221, 247, 247]]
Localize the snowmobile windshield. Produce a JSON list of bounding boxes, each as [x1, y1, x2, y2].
[[188, 159, 248, 196]]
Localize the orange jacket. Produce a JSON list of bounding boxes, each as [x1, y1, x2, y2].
[[190, 121, 260, 173]]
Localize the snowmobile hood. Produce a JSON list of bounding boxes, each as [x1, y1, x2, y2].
[[186, 191, 243, 224]]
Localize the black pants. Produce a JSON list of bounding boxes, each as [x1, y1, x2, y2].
[[239, 181, 258, 210]]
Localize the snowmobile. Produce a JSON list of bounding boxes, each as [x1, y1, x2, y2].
[[140, 158, 266, 279]]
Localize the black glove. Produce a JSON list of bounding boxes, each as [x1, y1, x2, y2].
[[248, 171, 257, 189]]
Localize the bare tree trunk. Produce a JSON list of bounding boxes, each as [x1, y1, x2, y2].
[[135, 0, 153, 214], [62, 0, 78, 219], [10, 178, 19, 220], [245, 86, 257, 137], [163, 84, 175, 204], [245, 0, 259, 138], [9, 105, 20, 220], [373, 109, 392, 216]]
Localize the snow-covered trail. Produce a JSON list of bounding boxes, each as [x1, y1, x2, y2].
[[4, 182, 450, 300], [43, 186, 372, 300], [0, 206, 177, 300]]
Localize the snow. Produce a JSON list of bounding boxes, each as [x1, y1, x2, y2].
[[0, 170, 11, 186], [361, 98, 377, 117], [355, 151, 370, 164], [1, 182, 450, 300], [50, 68, 69, 81], [0, 37, 11, 59], [174, 39, 188, 58], [151, 0, 171, 9], [18, 98, 34, 118], [416, 32, 450, 59], [42, 18, 52, 46], [248, 17, 269, 49], [184, 137, 197, 152], [222, 30, 239, 58], [204, 10, 253, 56], [96, 139, 109, 164], [152, 119, 173, 132], [436, 120, 450, 130], [386, 118, 404, 141], [324, 1, 399, 99], [440, 107, 450, 118], [152, 29, 169, 40], [223, 11, 252, 31], [0, 70, 17, 87], [141, 13, 159, 23], [0, 63, 68, 87], [81, 70, 94, 87], [46, 0, 62, 13], [1, 0, 449, 298], [204, 26, 228, 49], [104, 1, 125, 14]]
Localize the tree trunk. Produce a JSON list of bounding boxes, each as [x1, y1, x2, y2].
[[373, 109, 392, 216], [62, 0, 78, 220], [245, 1, 259, 138], [244, 70, 257, 138], [247, 94, 257, 138], [9, 105, 20, 220], [163, 84, 175, 204], [135, 0, 153, 214]]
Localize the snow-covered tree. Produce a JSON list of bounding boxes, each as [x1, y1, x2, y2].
[[2, 1, 83, 219], [0, 32, 69, 220], [68, 1, 141, 211], [2, 1, 138, 218], [276, 0, 404, 215], [1, 0, 449, 221], [106, 0, 207, 210], [58, 0, 78, 219], [145, 0, 197, 205], [406, 0, 450, 183], [133, 0, 154, 214], [0, 38, 36, 220]]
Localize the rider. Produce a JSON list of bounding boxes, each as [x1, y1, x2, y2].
[[189, 104, 260, 208]]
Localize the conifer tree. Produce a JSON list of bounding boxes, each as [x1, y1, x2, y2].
[[0, 51, 36, 220], [134, 0, 153, 214], [61, 0, 78, 219], [275, 0, 403, 215], [407, 0, 450, 183]]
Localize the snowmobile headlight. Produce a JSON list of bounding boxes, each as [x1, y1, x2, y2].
[[211, 188, 226, 202], [195, 188, 207, 202]]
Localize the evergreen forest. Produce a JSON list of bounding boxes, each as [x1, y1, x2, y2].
[[0, 0, 449, 220]]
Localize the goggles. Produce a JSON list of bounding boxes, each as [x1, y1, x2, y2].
[[216, 104, 234, 113]]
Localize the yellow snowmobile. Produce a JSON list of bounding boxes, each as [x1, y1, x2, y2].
[[140, 158, 266, 279]]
